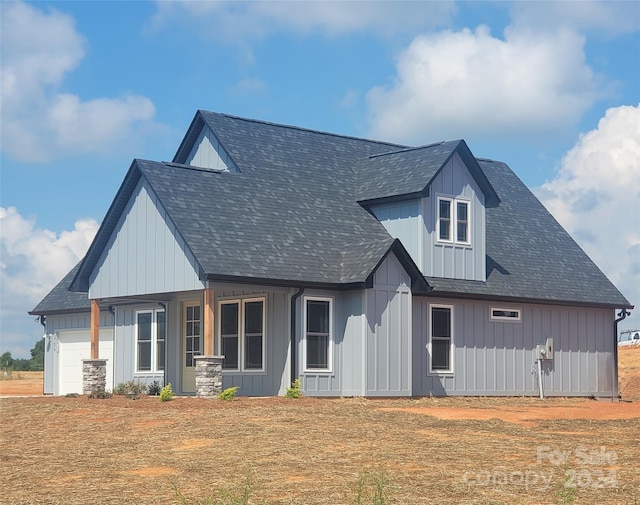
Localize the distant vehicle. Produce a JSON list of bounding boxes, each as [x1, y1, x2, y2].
[[618, 330, 640, 347]]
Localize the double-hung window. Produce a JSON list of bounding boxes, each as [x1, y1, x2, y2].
[[437, 197, 471, 245], [136, 309, 165, 373], [219, 298, 265, 372], [303, 297, 333, 372], [429, 305, 453, 374]]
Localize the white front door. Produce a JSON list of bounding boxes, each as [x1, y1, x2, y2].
[[181, 302, 202, 393]]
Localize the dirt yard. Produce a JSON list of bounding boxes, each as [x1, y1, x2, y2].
[[0, 371, 43, 396], [0, 348, 638, 504]]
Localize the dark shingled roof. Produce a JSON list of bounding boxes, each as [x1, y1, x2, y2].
[[31, 111, 632, 314], [355, 141, 459, 203], [137, 159, 397, 286], [29, 263, 90, 314]]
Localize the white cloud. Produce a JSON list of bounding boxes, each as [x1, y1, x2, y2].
[[149, 0, 456, 40], [0, 1, 157, 163], [366, 25, 601, 144], [537, 104, 640, 329], [0, 207, 99, 357], [509, 1, 640, 37]]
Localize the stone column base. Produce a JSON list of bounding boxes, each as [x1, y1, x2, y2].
[[194, 355, 224, 398], [82, 359, 107, 395]]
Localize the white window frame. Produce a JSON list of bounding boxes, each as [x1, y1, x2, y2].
[[134, 309, 165, 373], [218, 297, 266, 373], [436, 196, 471, 246], [428, 304, 454, 375], [183, 301, 202, 369], [303, 296, 334, 374], [490, 307, 522, 322]]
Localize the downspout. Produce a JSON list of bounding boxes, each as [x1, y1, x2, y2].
[[613, 309, 630, 402], [159, 303, 167, 387], [290, 288, 305, 385]]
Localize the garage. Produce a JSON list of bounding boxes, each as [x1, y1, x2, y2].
[[57, 328, 114, 395]]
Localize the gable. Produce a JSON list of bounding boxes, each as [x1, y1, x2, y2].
[[373, 251, 412, 289], [185, 125, 238, 172], [88, 177, 204, 299]]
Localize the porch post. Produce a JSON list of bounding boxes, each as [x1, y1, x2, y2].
[[203, 287, 215, 356], [195, 286, 224, 398], [90, 299, 100, 359], [84, 299, 107, 395]]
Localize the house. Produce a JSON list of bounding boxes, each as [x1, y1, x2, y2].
[[30, 110, 633, 398]]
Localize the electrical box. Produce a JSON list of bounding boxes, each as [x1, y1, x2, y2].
[[535, 338, 554, 361], [545, 337, 554, 359]]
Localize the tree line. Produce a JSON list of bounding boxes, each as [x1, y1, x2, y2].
[[1, 338, 44, 372]]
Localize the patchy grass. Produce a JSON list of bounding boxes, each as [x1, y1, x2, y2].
[[0, 395, 638, 504]]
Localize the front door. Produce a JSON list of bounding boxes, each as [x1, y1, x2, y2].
[[182, 302, 202, 393]]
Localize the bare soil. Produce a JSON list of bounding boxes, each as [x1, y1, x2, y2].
[[0, 348, 638, 504], [0, 371, 44, 396]]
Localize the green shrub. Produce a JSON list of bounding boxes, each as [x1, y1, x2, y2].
[[285, 377, 302, 398], [113, 380, 147, 400], [218, 386, 240, 401], [65, 392, 80, 398], [148, 380, 162, 396], [160, 383, 174, 402]]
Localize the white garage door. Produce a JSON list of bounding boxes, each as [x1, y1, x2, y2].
[[58, 329, 114, 395]]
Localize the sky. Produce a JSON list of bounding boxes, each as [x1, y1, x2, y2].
[[1, 0, 639, 358]]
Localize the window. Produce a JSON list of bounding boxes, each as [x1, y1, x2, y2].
[[429, 305, 453, 373], [490, 308, 522, 322], [304, 297, 333, 372], [136, 309, 165, 373], [437, 197, 471, 245], [185, 304, 201, 367], [220, 302, 239, 370], [438, 199, 451, 241], [456, 201, 469, 243], [219, 298, 265, 372]]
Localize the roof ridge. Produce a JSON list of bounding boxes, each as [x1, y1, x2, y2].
[[162, 161, 228, 174], [367, 140, 460, 159], [200, 110, 407, 149]]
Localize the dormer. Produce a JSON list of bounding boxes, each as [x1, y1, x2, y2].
[[356, 140, 499, 282], [173, 111, 239, 172]]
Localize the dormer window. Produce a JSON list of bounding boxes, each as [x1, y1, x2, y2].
[[456, 201, 469, 242], [437, 197, 471, 245]]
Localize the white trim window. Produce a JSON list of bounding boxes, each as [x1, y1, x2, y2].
[[184, 303, 201, 368], [135, 309, 165, 373], [429, 304, 453, 374], [303, 296, 333, 373], [490, 307, 522, 322], [219, 298, 265, 372], [437, 196, 471, 245]]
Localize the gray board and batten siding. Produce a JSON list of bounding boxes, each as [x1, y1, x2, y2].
[[412, 298, 616, 397], [300, 252, 413, 397], [89, 178, 204, 299]]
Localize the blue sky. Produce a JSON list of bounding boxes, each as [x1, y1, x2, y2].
[[1, 0, 639, 357]]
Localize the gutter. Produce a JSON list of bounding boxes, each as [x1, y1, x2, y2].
[[290, 287, 305, 384], [613, 308, 631, 402]]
